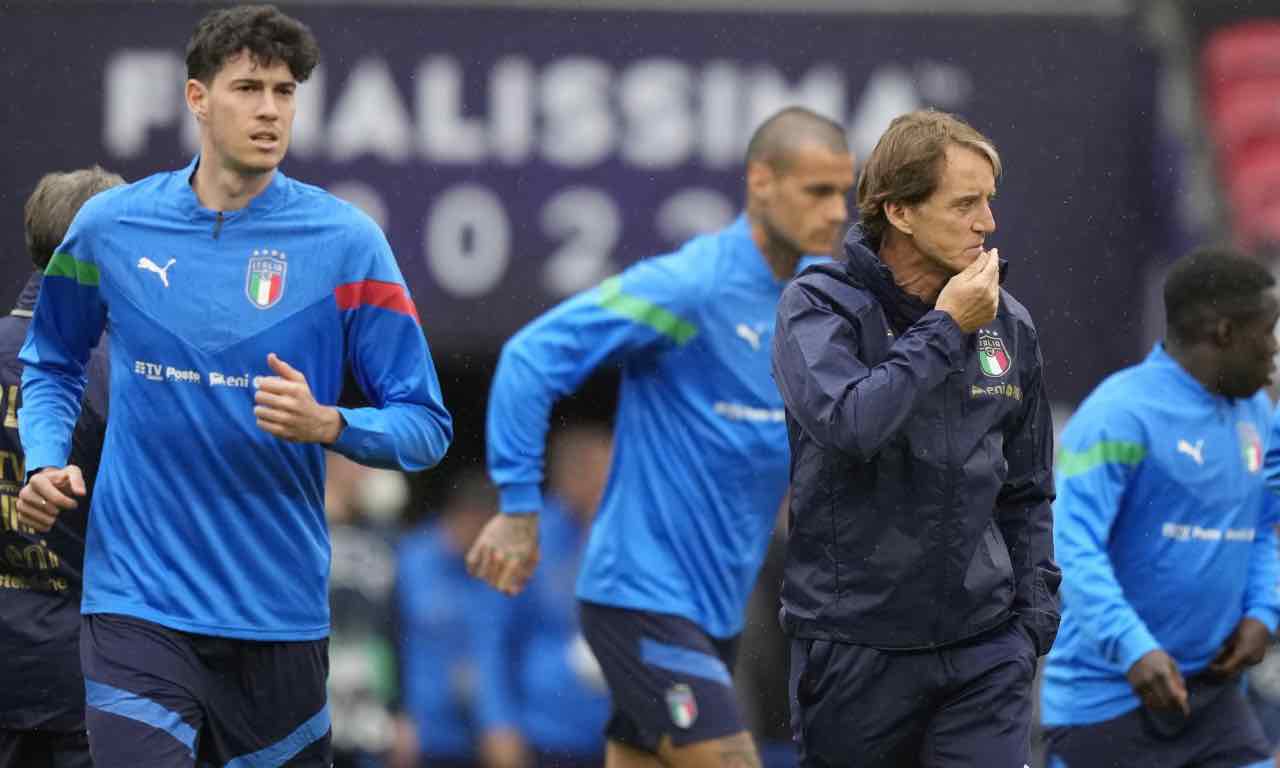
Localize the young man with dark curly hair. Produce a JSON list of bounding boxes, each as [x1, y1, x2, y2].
[[15, 6, 452, 766]]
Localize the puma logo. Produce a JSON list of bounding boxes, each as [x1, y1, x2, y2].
[[1177, 439, 1204, 465], [137, 257, 176, 288], [735, 323, 762, 351]]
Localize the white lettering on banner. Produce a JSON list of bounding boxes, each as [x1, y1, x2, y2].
[[425, 184, 511, 298], [714, 402, 785, 423], [1162, 522, 1256, 543], [329, 58, 413, 163], [541, 187, 620, 296], [103, 52, 966, 167]]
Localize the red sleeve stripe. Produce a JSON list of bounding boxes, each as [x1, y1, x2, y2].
[[335, 280, 420, 322]]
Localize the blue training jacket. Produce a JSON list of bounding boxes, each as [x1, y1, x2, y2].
[[772, 226, 1060, 651], [487, 214, 794, 639], [19, 158, 452, 640], [1041, 344, 1280, 726]]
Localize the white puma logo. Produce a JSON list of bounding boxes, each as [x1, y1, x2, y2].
[[735, 323, 762, 351], [137, 257, 176, 288], [1177, 439, 1205, 465]]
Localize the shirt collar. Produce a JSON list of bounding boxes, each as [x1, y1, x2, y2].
[[173, 155, 290, 220]]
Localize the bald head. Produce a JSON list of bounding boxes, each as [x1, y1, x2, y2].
[[746, 107, 848, 172]]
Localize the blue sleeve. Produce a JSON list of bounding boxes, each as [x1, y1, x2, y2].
[[995, 331, 1060, 655], [487, 254, 702, 513], [469, 585, 523, 731], [769, 277, 967, 461], [18, 212, 108, 474], [1245, 492, 1280, 632], [1251, 408, 1280, 631], [330, 219, 452, 472], [1053, 404, 1157, 673]]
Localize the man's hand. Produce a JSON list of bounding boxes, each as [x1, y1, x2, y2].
[[466, 514, 540, 596], [936, 248, 1000, 333], [479, 728, 530, 768], [15, 465, 86, 532], [1127, 649, 1189, 715], [1209, 617, 1271, 679], [253, 353, 343, 444]]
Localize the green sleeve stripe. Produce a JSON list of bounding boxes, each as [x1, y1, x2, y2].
[[45, 252, 100, 287], [597, 276, 698, 345], [1058, 441, 1146, 478]]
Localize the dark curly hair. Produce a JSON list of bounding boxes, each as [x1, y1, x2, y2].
[[1164, 247, 1276, 345], [186, 4, 319, 84]]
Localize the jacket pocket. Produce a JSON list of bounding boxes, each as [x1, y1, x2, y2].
[[1028, 564, 1063, 656]]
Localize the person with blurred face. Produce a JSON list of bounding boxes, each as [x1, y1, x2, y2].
[[469, 107, 854, 768], [1041, 249, 1280, 768], [14, 5, 451, 767], [773, 109, 1059, 766], [0, 165, 123, 768]]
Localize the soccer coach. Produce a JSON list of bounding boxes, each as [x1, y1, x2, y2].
[[771, 109, 1060, 767]]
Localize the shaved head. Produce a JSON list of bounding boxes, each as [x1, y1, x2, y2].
[[746, 107, 848, 171]]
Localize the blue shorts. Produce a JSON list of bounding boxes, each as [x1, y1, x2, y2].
[[1043, 672, 1271, 768], [81, 613, 331, 768], [578, 601, 744, 750], [0, 729, 91, 768], [790, 619, 1036, 768]]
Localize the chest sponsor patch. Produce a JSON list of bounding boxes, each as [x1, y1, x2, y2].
[[245, 250, 287, 309]]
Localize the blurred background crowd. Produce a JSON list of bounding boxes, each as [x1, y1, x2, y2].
[[6, 0, 1280, 766]]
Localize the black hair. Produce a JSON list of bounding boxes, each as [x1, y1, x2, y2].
[[745, 106, 848, 171], [186, 4, 319, 84], [1164, 247, 1276, 344]]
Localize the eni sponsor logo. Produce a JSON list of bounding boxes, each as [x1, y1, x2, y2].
[[969, 383, 1022, 401], [209, 372, 252, 389]]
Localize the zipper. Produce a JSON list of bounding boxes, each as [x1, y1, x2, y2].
[[213, 211, 224, 240]]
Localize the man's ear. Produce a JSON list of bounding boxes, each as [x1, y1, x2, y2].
[[186, 78, 209, 122], [1212, 316, 1233, 349], [747, 160, 775, 205], [884, 200, 914, 236]]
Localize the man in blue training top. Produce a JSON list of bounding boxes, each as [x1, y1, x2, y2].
[[15, 6, 452, 767], [774, 110, 1058, 767], [468, 106, 855, 767], [0, 165, 123, 768], [1042, 248, 1280, 768]]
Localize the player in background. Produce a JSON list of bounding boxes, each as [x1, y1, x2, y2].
[[473, 424, 615, 768], [15, 6, 451, 767], [0, 165, 123, 768], [1042, 248, 1280, 767], [469, 106, 854, 768]]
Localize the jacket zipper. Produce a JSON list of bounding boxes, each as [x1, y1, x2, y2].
[[213, 211, 224, 240]]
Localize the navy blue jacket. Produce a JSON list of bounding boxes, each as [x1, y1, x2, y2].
[[772, 227, 1060, 652], [0, 271, 109, 731]]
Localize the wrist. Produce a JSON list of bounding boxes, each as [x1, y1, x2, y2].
[[322, 407, 345, 444]]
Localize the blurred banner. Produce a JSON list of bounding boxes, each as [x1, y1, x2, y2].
[[2, 3, 1163, 401]]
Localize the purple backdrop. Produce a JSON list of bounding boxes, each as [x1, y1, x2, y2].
[[1, 3, 1164, 403]]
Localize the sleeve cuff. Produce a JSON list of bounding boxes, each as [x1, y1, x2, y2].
[[331, 406, 378, 456], [1116, 623, 1162, 674], [24, 444, 70, 477], [499, 483, 542, 514], [1246, 605, 1280, 634]]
